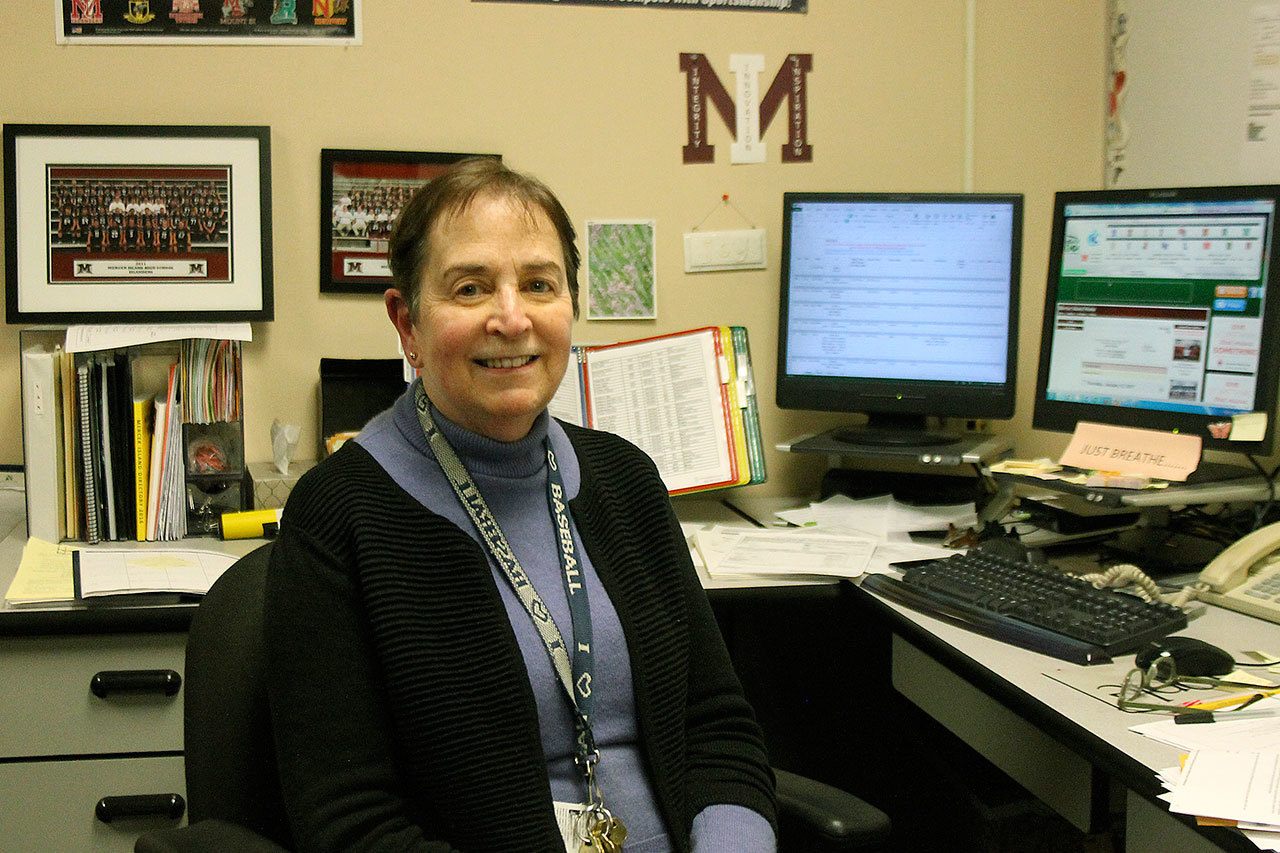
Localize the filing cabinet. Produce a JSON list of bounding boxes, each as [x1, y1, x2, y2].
[[0, 631, 188, 850]]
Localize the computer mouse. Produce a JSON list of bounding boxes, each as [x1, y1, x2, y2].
[[1133, 636, 1235, 677]]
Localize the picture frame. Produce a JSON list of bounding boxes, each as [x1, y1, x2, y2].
[[320, 148, 498, 294], [56, 0, 362, 46], [4, 123, 273, 324]]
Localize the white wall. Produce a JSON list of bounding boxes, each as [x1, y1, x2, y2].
[[1, 1, 1107, 496]]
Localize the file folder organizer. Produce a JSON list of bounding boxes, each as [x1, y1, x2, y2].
[[559, 326, 766, 496]]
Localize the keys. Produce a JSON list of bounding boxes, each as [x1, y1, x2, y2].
[[578, 808, 627, 852]]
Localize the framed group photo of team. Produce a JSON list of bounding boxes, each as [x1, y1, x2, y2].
[[319, 148, 498, 294], [3, 123, 273, 323]]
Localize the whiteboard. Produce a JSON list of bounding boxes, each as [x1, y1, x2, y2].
[[1111, 0, 1280, 187]]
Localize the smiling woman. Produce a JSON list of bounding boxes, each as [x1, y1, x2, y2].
[[264, 158, 779, 852], [386, 186, 574, 442]]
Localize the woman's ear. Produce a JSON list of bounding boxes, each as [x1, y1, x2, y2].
[[385, 288, 417, 354]]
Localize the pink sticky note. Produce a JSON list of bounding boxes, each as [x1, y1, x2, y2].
[[1059, 422, 1202, 482]]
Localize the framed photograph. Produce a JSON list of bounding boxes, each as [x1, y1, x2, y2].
[[4, 124, 273, 324], [320, 149, 498, 294], [56, 0, 362, 46]]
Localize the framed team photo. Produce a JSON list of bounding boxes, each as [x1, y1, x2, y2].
[[3, 124, 273, 323], [319, 149, 499, 294]]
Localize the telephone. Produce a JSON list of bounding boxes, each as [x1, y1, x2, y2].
[[1195, 521, 1280, 624]]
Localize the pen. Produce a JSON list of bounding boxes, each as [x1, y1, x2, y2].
[[1181, 686, 1280, 711], [1175, 707, 1280, 724]]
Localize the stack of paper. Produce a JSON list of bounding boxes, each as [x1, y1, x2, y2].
[[1132, 699, 1280, 849], [693, 525, 876, 581], [146, 364, 187, 541], [774, 493, 977, 542]]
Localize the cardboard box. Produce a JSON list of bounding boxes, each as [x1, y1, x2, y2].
[[248, 460, 315, 510]]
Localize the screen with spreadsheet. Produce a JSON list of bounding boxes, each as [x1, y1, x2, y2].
[[776, 192, 1022, 445]]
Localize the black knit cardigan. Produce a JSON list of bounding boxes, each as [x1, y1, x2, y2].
[[264, 423, 776, 852]]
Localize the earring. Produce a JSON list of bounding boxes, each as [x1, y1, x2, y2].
[[408, 351, 418, 364]]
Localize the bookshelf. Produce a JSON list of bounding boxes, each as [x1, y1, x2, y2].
[[19, 327, 248, 543]]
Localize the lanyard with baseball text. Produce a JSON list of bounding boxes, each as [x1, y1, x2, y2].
[[413, 385, 626, 848]]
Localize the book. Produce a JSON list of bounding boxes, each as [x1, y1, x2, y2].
[[97, 355, 118, 542], [132, 396, 153, 541], [59, 348, 80, 541], [146, 363, 181, 542], [20, 345, 65, 543], [554, 326, 766, 495], [76, 356, 102, 545]]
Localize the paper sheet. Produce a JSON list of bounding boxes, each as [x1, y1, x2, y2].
[[64, 322, 252, 353], [75, 548, 237, 596], [694, 525, 875, 579], [5, 538, 76, 604], [1166, 749, 1280, 824]]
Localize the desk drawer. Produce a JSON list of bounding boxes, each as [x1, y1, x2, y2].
[[0, 633, 184, 758], [0, 755, 185, 851]]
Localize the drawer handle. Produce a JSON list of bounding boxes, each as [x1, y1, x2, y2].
[[89, 669, 182, 698], [95, 793, 186, 823]]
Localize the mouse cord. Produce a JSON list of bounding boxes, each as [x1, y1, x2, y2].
[[1075, 563, 1198, 609]]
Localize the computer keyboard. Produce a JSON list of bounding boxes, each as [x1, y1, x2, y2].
[[860, 551, 1188, 664]]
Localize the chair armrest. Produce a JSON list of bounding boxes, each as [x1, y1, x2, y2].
[[135, 819, 291, 853], [774, 768, 891, 850]]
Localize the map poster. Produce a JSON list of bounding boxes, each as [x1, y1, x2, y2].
[[57, 0, 361, 45]]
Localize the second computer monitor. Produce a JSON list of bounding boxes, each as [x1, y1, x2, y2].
[[1033, 185, 1280, 456]]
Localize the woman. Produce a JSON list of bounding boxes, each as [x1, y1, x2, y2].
[[265, 158, 777, 851]]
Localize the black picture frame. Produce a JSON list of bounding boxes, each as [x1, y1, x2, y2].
[[4, 123, 273, 324], [319, 148, 499, 294]]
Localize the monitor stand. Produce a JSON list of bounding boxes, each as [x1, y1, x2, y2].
[[829, 414, 960, 448], [1183, 460, 1258, 485]]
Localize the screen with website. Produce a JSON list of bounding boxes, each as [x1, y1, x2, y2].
[[783, 199, 1016, 385], [1043, 198, 1276, 419]]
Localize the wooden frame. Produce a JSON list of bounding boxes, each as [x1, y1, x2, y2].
[[319, 148, 497, 294], [4, 123, 273, 324]]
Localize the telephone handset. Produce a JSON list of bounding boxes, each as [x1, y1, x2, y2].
[[1195, 521, 1280, 624]]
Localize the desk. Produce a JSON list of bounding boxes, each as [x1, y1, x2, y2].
[[0, 488, 263, 850], [850, 576, 1274, 852]]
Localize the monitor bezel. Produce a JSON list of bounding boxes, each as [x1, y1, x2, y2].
[[1032, 184, 1280, 456], [775, 191, 1024, 423]]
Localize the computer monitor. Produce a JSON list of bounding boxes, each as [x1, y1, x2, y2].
[[776, 192, 1023, 446], [1033, 185, 1280, 460]]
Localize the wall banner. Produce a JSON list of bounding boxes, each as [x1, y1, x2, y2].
[[474, 0, 806, 12], [681, 52, 813, 164], [57, 0, 362, 45]]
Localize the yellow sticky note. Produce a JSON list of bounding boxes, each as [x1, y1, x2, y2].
[[1230, 412, 1268, 442]]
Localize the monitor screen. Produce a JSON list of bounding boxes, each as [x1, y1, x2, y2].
[[776, 192, 1023, 446], [1033, 185, 1280, 456]]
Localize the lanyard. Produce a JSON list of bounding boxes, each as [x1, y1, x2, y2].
[[412, 385, 602, 784]]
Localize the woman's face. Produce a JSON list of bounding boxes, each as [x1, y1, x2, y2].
[[392, 193, 574, 442]]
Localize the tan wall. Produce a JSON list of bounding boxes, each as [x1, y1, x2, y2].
[[0, 0, 1107, 498]]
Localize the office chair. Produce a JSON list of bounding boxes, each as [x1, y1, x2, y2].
[[136, 544, 890, 852]]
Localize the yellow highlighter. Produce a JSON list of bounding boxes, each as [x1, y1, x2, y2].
[[218, 508, 283, 540]]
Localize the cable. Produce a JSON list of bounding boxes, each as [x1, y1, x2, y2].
[[1245, 454, 1280, 530], [1074, 563, 1198, 609]]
